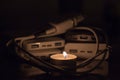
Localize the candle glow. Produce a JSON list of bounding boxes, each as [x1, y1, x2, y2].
[[50, 51, 77, 75], [50, 52, 77, 60], [63, 51, 68, 59]]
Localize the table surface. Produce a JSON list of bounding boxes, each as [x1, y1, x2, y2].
[[17, 73, 109, 80]]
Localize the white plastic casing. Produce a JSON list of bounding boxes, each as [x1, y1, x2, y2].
[[23, 37, 65, 51], [65, 43, 109, 60]]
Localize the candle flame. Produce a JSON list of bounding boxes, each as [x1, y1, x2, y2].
[[63, 51, 68, 59]]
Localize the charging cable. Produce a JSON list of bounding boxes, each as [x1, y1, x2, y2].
[[12, 26, 109, 75]]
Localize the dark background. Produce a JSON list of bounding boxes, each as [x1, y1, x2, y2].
[[0, 0, 120, 80]]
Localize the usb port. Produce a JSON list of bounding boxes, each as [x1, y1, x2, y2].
[[70, 49, 77, 53], [87, 51, 92, 53], [80, 35, 88, 39], [31, 44, 39, 48], [80, 51, 85, 53], [47, 45, 52, 47], [42, 45, 46, 47], [55, 42, 61, 46]]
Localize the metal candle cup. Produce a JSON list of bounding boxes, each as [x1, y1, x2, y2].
[[50, 53, 77, 76]]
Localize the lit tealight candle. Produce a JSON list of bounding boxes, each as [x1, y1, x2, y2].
[[50, 51, 77, 76], [50, 51, 77, 60]]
